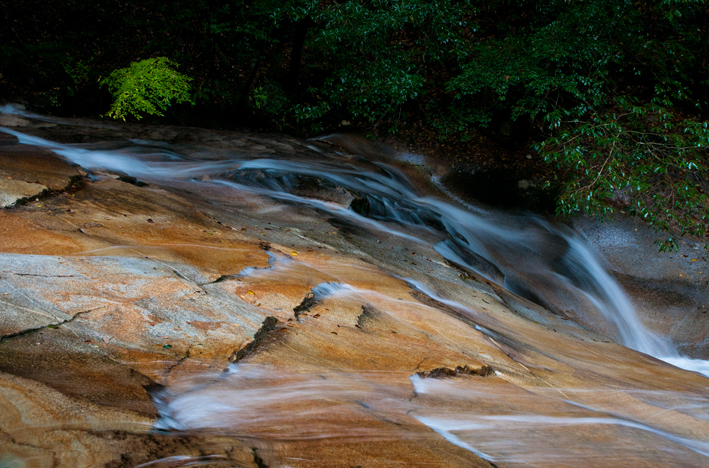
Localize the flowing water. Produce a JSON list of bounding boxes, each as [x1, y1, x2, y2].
[[1, 126, 703, 372], [2, 124, 709, 466], [149, 363, 709, 467]]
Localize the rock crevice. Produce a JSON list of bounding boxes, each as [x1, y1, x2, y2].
[[230, 316, 280, 363], [0, 307, 97, 342]]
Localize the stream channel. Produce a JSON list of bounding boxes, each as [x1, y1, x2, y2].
[[1, 120, 709, 467]]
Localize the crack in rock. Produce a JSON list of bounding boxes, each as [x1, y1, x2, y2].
[[252, 447, 270, 468], [0, 307, 101, 342], [356, 304, 381, 328], [293, 293, 316, 318], [12, 273, 77, 278], [292, 282, 352, 320], [229, 316, 280, 363], [2, 174, 82, 209], [208, 274, 233, 284], [1, 430, 48, 454], [416, 364, 493, 379]]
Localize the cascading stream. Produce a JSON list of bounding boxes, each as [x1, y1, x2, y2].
[[1, 125, 707, 377], [4, 123, 709, 466]]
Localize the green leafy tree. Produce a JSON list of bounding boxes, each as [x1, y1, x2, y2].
[[447, 0, 709, 250], [100, 57, 193, 120], [3, 0, 709, 246]]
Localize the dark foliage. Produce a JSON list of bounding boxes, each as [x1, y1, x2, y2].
[[2, 0, 708, 247]]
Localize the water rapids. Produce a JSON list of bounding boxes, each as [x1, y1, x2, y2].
[[2, 123, 708, 466]]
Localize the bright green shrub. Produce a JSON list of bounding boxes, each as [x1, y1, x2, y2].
[[100, 57, 193, 120]]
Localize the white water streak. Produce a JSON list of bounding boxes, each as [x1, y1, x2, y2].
[[3, 125, 708, 376]]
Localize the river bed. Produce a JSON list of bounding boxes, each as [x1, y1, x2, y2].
[[0, 114, 708, 467]]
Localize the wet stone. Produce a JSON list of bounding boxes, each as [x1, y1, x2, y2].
[[0, 131, 18, 145], [0, 120, 708, 468]]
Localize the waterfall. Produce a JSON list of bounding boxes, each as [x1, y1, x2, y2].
[[2, 125, 707, 376]]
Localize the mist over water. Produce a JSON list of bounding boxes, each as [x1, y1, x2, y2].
[[3, 125, 708, 465]]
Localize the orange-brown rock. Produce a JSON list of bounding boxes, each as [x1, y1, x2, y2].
[[0, 144, 80, 208], [1, 117, 708, 467]]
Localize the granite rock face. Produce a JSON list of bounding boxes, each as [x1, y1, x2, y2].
[[0, 144, 80, 208], [0, 114, 30, 128], [1, 116, 708, 467]]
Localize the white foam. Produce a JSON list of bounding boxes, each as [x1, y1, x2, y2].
[[661, 356, 709, 379]]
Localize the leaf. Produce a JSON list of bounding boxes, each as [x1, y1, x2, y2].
[[100, 57, 193, 120]]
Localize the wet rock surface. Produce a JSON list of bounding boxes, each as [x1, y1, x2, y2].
[[0, 114, 708, 467], [0, 145, 80, 208], [574, 215, 709, 359], [0, 114, 30, 128], [0, 132, 18, 146]]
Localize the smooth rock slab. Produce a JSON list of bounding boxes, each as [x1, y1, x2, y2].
[[0, 253, 270, 377], [0, 114, 30, 127], [0, 144, 79, 207], [0, 178, 48, 208], [1, 121, 708, 467], [0, 372, 258, 468]]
